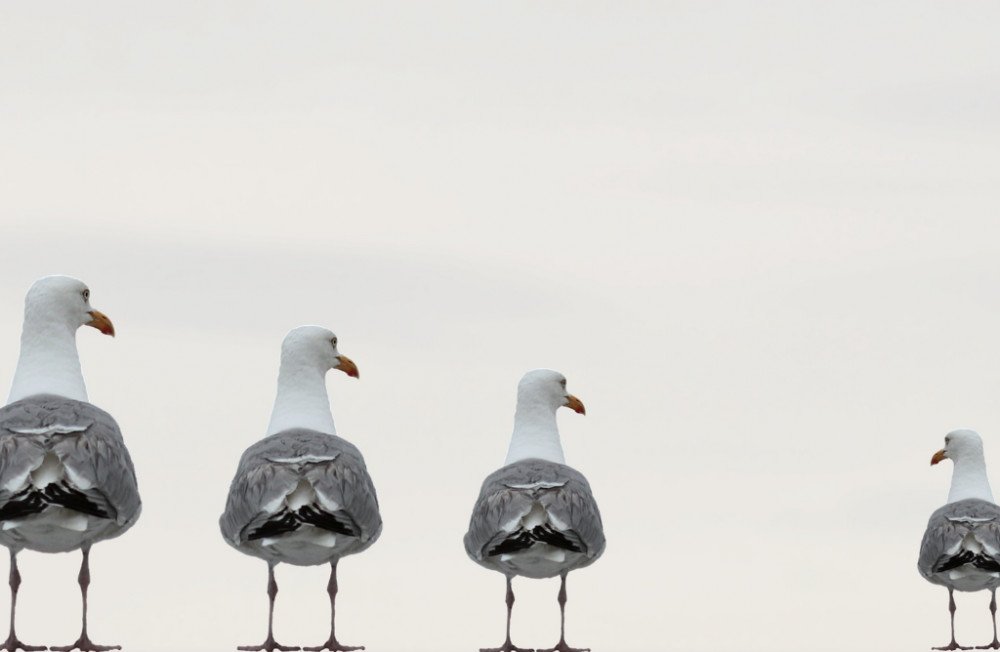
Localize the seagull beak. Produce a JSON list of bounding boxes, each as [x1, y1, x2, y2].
[[564, 394, 586, 415], [335, 355, 359, 379], [931, 449, 948, 466], [85, 310, 115, 337]]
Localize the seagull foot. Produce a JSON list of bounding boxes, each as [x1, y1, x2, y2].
[[302, 639, 364, 652], [49, 637, 120, 652], [538, 642, 589, 652], [975, 641, 1000, 650], [479, 643, 534, 652], [237, 638, 300, 652], [933, 643, 972, 651], [0, 635, 47, 652]]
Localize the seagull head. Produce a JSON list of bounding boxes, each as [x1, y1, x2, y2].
[[932, 429, 984, 466], [281, 325, 358, 378], [517, 368, 585, 415], [25, 275, 114, 337]]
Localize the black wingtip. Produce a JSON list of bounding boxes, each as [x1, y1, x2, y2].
[[248, 512, 300, 540], [297, 505, 358, 536], [530, 525, 583, 552], [488, 531, 534, 557], [935, 549, 977, 573], [0, 491, 46, 522], [43, 483, 112, 519]]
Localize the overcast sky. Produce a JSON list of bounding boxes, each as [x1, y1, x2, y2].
[[1, 2, 1000, 651]]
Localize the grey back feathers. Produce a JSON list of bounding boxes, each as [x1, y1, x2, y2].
[[0, 394, 141, 543], [465, 458, 605, 569], [220, 428, 382, 556], [919, 498, 1000, 584]]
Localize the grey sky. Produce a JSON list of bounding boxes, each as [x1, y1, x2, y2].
[[1, 2, 999, 651]]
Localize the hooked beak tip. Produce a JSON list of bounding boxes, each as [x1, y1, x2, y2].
[[86, 310, 115, 337], [336, 355, 359, 379], [564, 394, 586, 415]]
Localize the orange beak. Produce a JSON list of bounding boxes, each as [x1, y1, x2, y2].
[[85, 310, 115, 337], [931, 449, 947, 466], [335, 355, 359, 379], [564, 394, 586, 415]]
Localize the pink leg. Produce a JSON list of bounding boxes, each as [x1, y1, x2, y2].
[[237, 563, 300, 652], [479, 576, 533, 652], [934, 589, 972, 651], [539, 574, 590, 652], [304, 561, 363, 652], [50, 547, 120, 652], [1, 550, 45, 652], [976, 588, 1000, 650]]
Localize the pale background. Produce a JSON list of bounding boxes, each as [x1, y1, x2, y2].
[[1, 2, 999, 651]]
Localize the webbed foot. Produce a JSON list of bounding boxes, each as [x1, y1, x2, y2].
[[303, 640, 363, 652], [479, 643, 534, 652], [237, 638, 300, 652], [49, 637, 120, 652], [0, 635, 46, 652], [538, 641, 589, 652]]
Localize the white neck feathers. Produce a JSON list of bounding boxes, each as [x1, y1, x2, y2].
[[504, 401, 565, 465], [266, 357, 336, 437], [8, 317, 87, 403], [948, 452, 995, 504]]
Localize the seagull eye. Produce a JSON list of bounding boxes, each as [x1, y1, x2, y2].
[[330, 337, 337, 348], [560, 378, 567, 388], [82, 289, 90, 301]]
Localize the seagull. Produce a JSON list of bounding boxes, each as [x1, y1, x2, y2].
[[220, 326, 381, 652], [0, 276, 141, 652], [465, 369, 605, 652], [919, 429, 1000, 651]]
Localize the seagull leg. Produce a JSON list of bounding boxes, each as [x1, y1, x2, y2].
[[976, 588, 1000, 650], [934, 588, 972, 651], [50, 546, 119, 652], [539, 573, 589, 652], [238, 562, 300, 652], [304, 561, 362, 652], [1, 550, 45, 652], [480, 576, 533, 652]]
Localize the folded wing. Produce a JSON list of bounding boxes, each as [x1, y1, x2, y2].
[[919, 499, 1000, 581], [465, 459, 605, 567], [220, 429, 381, 551], [0, 395, 141, 532]]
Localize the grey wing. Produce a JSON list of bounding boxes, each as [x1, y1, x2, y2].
[[0, 435, 46, 512], [220, 430, 381, 547], [302, 452, 381, 544], [539, 475, 606, 560], [464, 460, 605, 562], [0, 397, 140, 527], [0, 397, 62, 500], [919, 500, 1000, 578], [220, 455, 299, 545], [464, 474, 536, 561], [919, 512, 956, 579], [50, 406, 141, 526]]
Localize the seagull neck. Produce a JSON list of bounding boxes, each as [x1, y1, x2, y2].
[[504, 403, 565, 465], [948, 455, 995, 504], [8, 319, 87, 403], [266, 361, 336, 436]]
